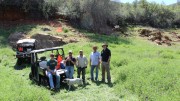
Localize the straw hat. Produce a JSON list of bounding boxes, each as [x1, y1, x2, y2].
[[102, 43, 108, 47]]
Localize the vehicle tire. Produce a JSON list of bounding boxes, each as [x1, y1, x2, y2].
[[17, 58, 22, 65], [29, 72, 33, 80], [27, 57, 31, 64]]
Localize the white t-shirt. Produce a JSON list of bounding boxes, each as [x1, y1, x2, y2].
[[39, 61, 48, 69], [90, 52, 101, 65], [77, 55, 88, 68]]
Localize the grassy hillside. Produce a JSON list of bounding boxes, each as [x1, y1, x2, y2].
[[0, 25, 180, 101]]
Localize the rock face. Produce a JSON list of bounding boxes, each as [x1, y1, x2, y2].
[[31, 33, 66, 49], [8, 32, 26, 48]]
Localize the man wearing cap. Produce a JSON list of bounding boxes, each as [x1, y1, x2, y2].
[[76, 50, 88, 84], [64, 50, 76, 79], [101, 43, 111, 83], [90, 46, 101, 81], [47, 53, 60, 90]]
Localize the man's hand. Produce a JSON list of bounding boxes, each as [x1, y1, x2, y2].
[[52, 71, 56, 75], [66, 57, 70, 61], [108, 56, 111, 64], [89, 59, 91, 68], [107, 60, 110, 64]]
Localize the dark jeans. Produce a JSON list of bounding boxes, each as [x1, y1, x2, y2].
[[77, 67, 86, 82]]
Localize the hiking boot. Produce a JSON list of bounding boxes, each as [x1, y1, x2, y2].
[[55, 88, 60, 92], [83, 81, 86, 85], [108, 81, 112, 84], [101, 79, 105, 83], [50, 88, 55, 91], [95, 78, 98, 81]]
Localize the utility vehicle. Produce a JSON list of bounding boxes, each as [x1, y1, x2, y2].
[[16, 39, 36, 65], [29, 47, 67, 87]]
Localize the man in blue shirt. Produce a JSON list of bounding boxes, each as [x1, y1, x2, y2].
[[47, 53, 60, 90]]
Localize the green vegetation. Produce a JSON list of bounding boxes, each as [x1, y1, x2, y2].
[[63, 28, 69, 33], [1, 0, 179, 32], [0, 25, 179, 101]]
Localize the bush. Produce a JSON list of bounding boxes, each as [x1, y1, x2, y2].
[[63, 28, 69, 33], [0, 0, 59, 19], [0, 0, 179, 30]]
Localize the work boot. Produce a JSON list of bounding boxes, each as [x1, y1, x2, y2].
[[108, 80, 112, 84], [101, 79, 105, 83]]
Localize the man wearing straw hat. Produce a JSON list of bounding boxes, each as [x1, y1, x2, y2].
[[101, 43, 111, 83], [90, 46, 101, 81]]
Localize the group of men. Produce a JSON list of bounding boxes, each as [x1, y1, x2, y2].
[[40, 43, 111, 90]]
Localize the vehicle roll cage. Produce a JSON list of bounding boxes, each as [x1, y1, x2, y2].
[[30, 47, 65, 81]]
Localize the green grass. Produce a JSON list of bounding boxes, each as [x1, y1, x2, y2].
[[0, 25, 180, 101]]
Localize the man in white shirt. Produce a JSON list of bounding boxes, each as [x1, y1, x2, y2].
[[76, 50, 88, 84], [90, 46, 101, 81]]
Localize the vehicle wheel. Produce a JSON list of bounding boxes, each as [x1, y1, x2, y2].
[[27, 57, 31, 64], [29, 72, 33, 80], [17, 58, 22, 65]]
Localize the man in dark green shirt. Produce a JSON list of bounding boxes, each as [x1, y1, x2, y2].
[[47, 53, 60, 90]]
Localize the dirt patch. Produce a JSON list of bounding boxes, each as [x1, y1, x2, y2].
[[31, 33, 66, 49], [6, 19, 88, 49], [139, 29, 179, 46], [8, 32, 67, 49], [8, 32, 26, 48], [8, 32, 82, 49]]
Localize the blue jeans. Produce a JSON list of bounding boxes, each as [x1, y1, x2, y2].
[[47, 71, 60, 89], [91, 65, 99, 81], [65, 66, 74, 79]]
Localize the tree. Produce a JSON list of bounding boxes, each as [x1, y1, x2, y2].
[[80, 0, 113, 33], [133, 0, 138, 8]]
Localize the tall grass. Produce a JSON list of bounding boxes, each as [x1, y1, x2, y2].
[[111, 39, 180, 101], [0, 26, 179, 101], [0, 47, 50, 101]]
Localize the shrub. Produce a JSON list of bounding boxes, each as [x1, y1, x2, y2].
[[63, 28, 69, 33]]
